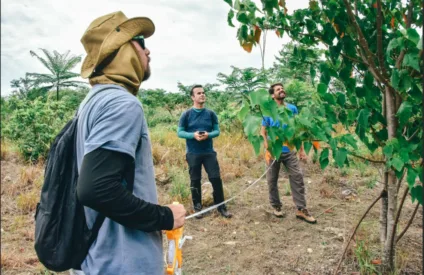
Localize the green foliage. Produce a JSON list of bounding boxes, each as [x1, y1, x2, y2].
[[2, 98, 75, 162], [222, 0, 422, 204], [354, 240, 379, 274]]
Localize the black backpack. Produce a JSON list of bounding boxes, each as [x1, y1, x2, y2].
[[34, 93, 105, 272]]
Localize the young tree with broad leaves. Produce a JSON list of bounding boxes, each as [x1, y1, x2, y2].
[[222, 0, 422, 272]]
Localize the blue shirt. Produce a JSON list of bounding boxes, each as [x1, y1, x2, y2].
[[178, 108, 219, 154], [76, 84, 163, 275], [262, 103, 298, 153]]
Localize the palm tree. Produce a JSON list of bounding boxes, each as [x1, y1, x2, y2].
[[27, 49, 86, 100]]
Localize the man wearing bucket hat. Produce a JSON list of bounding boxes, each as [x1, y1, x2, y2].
[[72, 11, 186, 275]]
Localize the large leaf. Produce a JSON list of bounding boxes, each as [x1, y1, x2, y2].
[[243, 113, 262, 136], [319, 148, 330, 170], [407, 166, 418, 188], [237, 12, 249, 24], [335, 148, 348, 167], [303, 141, 312, 155], [238, 103, 249, 121], [227, 10, 235, 27], [402, 53, 420, 71], [317, 83, 328, 95], [355, 109, 370, 140], [248, 135, 263, 155], [396, 101, 413, 126], [410, 185, 423, 205], [406, 28, 420, 45], [391, 157, 404, 172], [249, 89, 269, 107], [383, 144, 393, 158], [341, 134, 358, 150]]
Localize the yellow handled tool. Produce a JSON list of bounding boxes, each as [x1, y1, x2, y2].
[[165, 202, 192, 275]]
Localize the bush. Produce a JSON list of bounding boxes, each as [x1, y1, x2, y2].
[[2, 98, 74, 162]]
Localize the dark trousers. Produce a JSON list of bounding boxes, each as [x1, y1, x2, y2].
[[186, 152, 225, 210]]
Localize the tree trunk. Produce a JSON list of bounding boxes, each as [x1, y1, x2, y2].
[[380, 172, 388, 243], [56, 85, 59, 101], [382, 170, 397, 272], [381, 86, 398, 273]]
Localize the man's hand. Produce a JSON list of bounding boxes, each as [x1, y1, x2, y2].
[[166, 204, 186, 229], [199, 132, 209, 140], [194, 131, 203, 141], [194, 131, 208, 141]]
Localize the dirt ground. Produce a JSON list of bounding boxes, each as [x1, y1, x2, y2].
[[1, 155, 423, 274]]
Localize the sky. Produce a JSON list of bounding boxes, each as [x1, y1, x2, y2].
[[1, 0, 310, 96]]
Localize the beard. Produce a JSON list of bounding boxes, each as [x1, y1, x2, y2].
[[143, 64, 151, 81]]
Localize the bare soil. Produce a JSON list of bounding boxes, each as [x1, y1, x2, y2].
[[1, 156, 422, 275]]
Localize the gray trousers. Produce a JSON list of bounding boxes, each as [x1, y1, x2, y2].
[[266, 151, 306, 209]]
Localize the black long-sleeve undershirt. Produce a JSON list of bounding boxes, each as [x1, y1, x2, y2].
[[76, 148, 173, 232]]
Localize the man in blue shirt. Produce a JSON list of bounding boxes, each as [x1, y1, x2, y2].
[[261, 83, 316, 224], [177, 85, 232, 219]]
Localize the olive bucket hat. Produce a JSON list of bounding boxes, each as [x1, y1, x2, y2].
[[80, 11, 155, 78]]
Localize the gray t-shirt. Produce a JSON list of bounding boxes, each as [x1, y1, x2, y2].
[[76, 84, 163, 275]]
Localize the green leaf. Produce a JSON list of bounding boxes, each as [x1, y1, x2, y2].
[[399, 150, 409, 163], [317, 83, 327, 95], [243, 113, 262, 136], [223, 0, 233, 7], [297, 116, 312, 128], [329, 138, 337, 150], [402, 53, 420, 71], [341, 134, 358, 150], [248, 135, 263, 155], [406, 28, 420, 45], [387, 37, 400, 55], [234, 0, 240, 9], [319, 148, 330, 170], [336, 93, 346, 106], [391, 157, 404, 172], [355, 109, 370, 140], [236, 12, 249, 24], [410, 185, 423, 205], [238, 103, 249, 121], [383, 144, 393, 158], [249, 89, 270, 107], [335, 148, 348, 167], [227, 10, 235, 27], [303, 141, 312, 155], [391, 69, 400, 89], [407, 167, 418, 188], [396, 101, 413, 126]]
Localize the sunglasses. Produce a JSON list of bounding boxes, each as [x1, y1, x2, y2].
[[132, 35, 145, 50]]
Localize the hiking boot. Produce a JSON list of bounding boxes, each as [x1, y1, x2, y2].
[[273, 206, 284, 218], [296, 208, 317, 224], [194, 203, 203, 219], [218, 206, 232, 219]]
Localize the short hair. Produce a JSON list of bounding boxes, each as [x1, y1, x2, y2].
[[268, 83, 284, 95], [190, 84, 203, 96]]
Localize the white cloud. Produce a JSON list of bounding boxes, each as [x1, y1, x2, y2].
[[1, 0, 309, 96]]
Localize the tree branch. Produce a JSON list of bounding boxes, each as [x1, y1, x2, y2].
[[395, 0, 414, 69], [389, 186, 409, 261], [376, 0, 390, 80], [396, 203, 420, 244], [342, 0, 391, 89], [333, 192, 383, 275], [406, 128, 420, 141], [347, 151, 386, 164]]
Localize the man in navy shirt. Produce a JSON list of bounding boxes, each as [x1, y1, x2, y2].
[[261, 83, 316, 224], [178, 85, 232, 219]]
